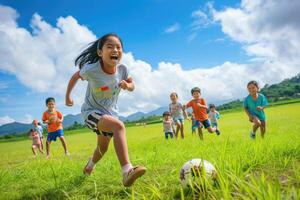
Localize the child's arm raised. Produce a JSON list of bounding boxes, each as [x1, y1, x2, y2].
[[65, 71, 81, 106]]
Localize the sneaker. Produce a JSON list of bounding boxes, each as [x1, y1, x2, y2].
[[123, 166, 147, 187], [65, 151, 70, 156], [83, 158, 95, 175], [250, 131, 256, 139], [216, 128, 221, 135]]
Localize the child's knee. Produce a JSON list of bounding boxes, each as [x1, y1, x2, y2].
[[111, 120, 124, 130], [207, 127, 214, 133], [254, 120, 261, 126]]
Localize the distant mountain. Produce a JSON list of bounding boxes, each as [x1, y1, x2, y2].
[[0, 114, 84, 135], [145, 106, 168, 117], [125, 111, 146, 121], [0, 122, 32, 135], [63, 113, 84, 127]]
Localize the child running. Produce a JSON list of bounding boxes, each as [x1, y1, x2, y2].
[[183, 87, 220, 140], [162, 111, 174, 139], [244, 80, 268, 139], [65, 33, 146, 187], [28, 129, 44, 157], [42, 97, 69, 158], [169, 92, 186, 139], [208, 104, 220, 135], [32, 119, 44, 150]]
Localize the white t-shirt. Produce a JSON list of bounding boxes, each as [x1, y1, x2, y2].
[[79, 61, 129, 119]]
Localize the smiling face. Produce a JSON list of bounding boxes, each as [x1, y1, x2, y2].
[[170, 93, 178, 103], [164, 115, 170, 120], [192, 91, 201, 99], [247, 83, 258, 96], [47, 100, 55, 111], [98, 36, 123, 69]]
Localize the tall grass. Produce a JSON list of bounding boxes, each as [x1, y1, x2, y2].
[[0, 103, 299, 199]]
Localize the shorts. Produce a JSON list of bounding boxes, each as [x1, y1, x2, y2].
[[47, 129, 64, 141], [195, 119, 211, 129], [85, 112, 113, 137], [165, 132, 173, 139], [173, 118, 184, 125]]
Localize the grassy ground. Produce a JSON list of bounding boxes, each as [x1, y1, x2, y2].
[[0, 103, 299, 199]]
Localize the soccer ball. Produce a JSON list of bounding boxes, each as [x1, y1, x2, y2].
[[180, 158, 217, 187]]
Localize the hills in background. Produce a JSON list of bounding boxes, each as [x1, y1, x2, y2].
[[0, 106, 169, 135], [1, 73, 299, 135]]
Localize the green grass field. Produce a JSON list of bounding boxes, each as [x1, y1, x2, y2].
[[0, 103, 299, 200]]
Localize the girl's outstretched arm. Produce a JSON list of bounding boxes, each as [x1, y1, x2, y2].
[[66, 71, 81, 106]]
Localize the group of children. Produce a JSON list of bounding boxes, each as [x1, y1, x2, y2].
[[162, 81, 268, 140], [27, 33, 268, 187], [163, 88, 221, 140], [29, 97, 70, 159]]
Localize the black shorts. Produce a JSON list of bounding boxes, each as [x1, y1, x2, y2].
[[85, 112, 113, 137]]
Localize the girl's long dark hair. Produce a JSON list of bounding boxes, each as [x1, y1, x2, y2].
[[75, 33, 123, 69]]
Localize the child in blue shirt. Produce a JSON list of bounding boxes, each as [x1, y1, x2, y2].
[[243, 80, 268, 139]]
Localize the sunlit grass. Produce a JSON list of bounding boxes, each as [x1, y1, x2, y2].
[[0, 103, 299, 199]]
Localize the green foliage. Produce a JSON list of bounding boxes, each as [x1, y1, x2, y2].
[[217, 74, 300, 112], [0, 103, 299, 199], [261, 73, 300, 101]]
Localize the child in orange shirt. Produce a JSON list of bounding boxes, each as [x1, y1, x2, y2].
[[183, 87, 220, 140], [42, 97, 69, 158]]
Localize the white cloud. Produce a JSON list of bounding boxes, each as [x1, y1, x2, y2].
[[0, 3, 300, 119], [212, 0, 300, 63], [0, 116, 15, 126], [21, 114, 34, 124], [0, 5, 95, 96], [190, 2, 214, 30], [164, 23, 180, 33]]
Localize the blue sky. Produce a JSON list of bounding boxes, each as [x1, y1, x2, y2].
[[0, 0, 246, 68], [0, 0, 300, 125]]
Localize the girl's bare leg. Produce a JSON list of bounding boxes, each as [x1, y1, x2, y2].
[[32, 147, 37, 156], [180, 122, 184, 139], [92, 135, 111, 163], [40, 138, 44, 150], [175, 122, 180, 138], [59, 136, 68, 154], [38, 145, 44, 154], [198, 126, 203, 140], [46, 140, 51, 158], [252, 117, 261, 134], [98, 115, 130, 166], [260, 121, 266, 138]]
